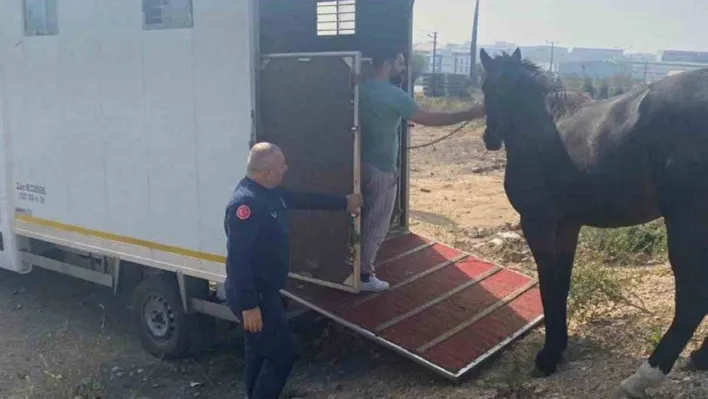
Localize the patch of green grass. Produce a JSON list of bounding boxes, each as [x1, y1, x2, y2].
[[579, 220, 668, 265], [568, 261, 646, 323], [643, 324, 665, 354], [485, 352, 535, 397]]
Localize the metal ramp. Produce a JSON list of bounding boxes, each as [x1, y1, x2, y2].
[[282, 232, 544, 381]]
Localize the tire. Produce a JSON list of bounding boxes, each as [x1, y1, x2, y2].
[[131, 275, 190, 360]]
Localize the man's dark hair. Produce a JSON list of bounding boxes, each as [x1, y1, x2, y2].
[[370, 47, 404, 70]]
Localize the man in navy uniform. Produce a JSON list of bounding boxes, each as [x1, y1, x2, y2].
[[224, 142, 362, 399]]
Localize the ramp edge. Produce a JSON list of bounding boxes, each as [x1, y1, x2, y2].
[[416, 281, 539, 353], [281, 288, 544, 382], [280, 288, 459, 381], [454, 314, 544, 378]]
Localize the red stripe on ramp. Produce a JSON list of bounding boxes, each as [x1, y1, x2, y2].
[[342, 257, 497, 329], [375, 233, 432, 265], [422, 288, 542, 372], [376, 244, 462, 285], [380, 269, 533, 349]]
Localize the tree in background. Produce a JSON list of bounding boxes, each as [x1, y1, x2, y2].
[[560, 77, 586, 91], [411, 51, 429, 85], [582, 78, 596, 98], [610, 74, 635, 96], [597, 79, 610, 99]]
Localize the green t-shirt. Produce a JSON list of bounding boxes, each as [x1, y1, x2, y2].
[[359, 80, 419, 172]]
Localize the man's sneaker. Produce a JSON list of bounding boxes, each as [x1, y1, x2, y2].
[[361, 275, 390, 292]]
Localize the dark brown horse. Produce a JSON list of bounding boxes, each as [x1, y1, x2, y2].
[[479, 48, 708, 398]]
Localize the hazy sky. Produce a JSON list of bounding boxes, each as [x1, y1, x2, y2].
[[413, 0, 707, 53]]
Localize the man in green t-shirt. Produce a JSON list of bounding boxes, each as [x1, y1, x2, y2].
[[358, 49, 486, 292]]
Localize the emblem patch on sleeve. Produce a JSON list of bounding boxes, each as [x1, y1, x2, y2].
[[236, 205, 251, 220]]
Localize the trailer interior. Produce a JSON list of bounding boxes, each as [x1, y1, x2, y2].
[[257, 0, 415, 292]]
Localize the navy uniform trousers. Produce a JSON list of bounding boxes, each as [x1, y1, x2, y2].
[[236, 292, 293, 399]]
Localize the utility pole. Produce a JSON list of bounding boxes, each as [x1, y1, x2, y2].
[[643, 61, 649, 83], [547, 41, 558, 73], [469, 0, 480, 87], [428, 31, 438, 96]]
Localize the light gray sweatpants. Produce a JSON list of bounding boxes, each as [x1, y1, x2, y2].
[[361, 162, 398, 274]]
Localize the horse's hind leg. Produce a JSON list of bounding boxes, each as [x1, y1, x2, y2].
[[685, 337, 708, 370], [620, 211, 708, 398]]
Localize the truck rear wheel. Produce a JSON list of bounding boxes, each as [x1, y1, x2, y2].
[[131, 275, 190, 359]]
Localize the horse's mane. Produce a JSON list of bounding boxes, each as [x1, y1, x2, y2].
[[494, 52, 596, 121], [544, 90, 595, 121]]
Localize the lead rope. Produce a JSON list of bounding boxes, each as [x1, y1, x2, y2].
[[407, 120, 473, 150]]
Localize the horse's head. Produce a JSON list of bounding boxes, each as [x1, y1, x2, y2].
[[479, 47, 527, 151]]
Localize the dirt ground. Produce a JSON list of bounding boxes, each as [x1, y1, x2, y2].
[[1, 124, 707, 399]]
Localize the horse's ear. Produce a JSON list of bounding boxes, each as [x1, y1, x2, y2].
[[480, 48, 493, 70], [512, 48, 522, 63]]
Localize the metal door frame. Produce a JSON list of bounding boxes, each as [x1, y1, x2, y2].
[[259, 51, 362, 293]]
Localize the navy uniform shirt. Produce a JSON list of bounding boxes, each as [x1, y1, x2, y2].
[[224, 177, 347, 313]]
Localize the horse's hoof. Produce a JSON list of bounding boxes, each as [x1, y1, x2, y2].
[[679, 355, 708, 372], [677, 356, 698, 371], [619, 378, 648, 399], [530, 365, 552, 378], [533, 348, 560, 377], [686, 352, 708, 371], [619, 361, 666, 399]]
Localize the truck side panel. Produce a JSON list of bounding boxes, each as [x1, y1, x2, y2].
[[60, 0, 107, 231], [100, 1, 152, 243], [192, 1, 255, 257], [0, 0, 255, 278]]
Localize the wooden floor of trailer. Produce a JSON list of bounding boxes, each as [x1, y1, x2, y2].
[[283, 232, 544, 381]]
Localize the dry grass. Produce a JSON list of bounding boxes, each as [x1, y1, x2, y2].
[[417, 97, 480, 112]]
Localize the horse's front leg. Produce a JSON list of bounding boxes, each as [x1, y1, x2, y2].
[[551, 220, 581, 355], [522, 216, 580, 376]]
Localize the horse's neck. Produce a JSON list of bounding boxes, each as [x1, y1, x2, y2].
[[504, 109, 576, 180]]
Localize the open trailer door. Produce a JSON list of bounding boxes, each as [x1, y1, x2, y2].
[[259, 52, 362, 293]]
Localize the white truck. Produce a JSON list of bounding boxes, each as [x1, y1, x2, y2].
[[1, 1, 546, 381], [0, 0, 416, 359]]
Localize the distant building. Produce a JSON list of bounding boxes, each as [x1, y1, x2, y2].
[[623, 52, 658, 63], [415, 43, 568, 76], [567, 47, 624, 62], [660, 50, 708, 64], [412, 41, 708, 88], [627, 60, 708, 83], [557, 60, 631, 79], [520, 45, 569, 65]]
